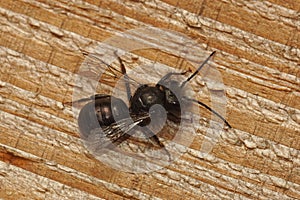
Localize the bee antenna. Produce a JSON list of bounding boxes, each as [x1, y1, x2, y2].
[[180, 51, 216, 88], [184, 97, 232, 128]]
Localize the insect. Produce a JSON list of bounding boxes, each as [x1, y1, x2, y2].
[[66, 51, 231, 159]]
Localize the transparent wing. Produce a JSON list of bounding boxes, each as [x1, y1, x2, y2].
[[81, 113, 150, 154], [79, 50, 140, 88]]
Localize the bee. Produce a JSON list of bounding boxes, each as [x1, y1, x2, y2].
[[65, 51, 231, 161]]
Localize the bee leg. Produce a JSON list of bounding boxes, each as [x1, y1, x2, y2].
[[63, 97, 92, 107], [115, 51, 132, 102], [143, 127, 171, 161], [63, 94, 110, 107]]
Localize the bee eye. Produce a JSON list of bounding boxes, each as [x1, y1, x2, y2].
[[130, 85, 165, 113]]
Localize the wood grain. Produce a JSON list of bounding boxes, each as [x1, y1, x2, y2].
[[0, 0, 299, 199]]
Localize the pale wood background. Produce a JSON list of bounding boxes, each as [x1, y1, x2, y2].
[[0, 0, 300, 199]]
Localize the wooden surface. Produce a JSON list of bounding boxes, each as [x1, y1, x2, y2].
[[0, 0, 300, 199]]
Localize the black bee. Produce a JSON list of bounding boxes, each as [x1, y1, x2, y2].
[[66, 51, 231, 158]]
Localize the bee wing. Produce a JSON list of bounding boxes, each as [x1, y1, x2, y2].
[[81, 113, 149, 155], [79, 51, 140, 88]]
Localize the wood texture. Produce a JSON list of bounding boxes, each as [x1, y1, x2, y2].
[[0, 0, 299, 199]]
